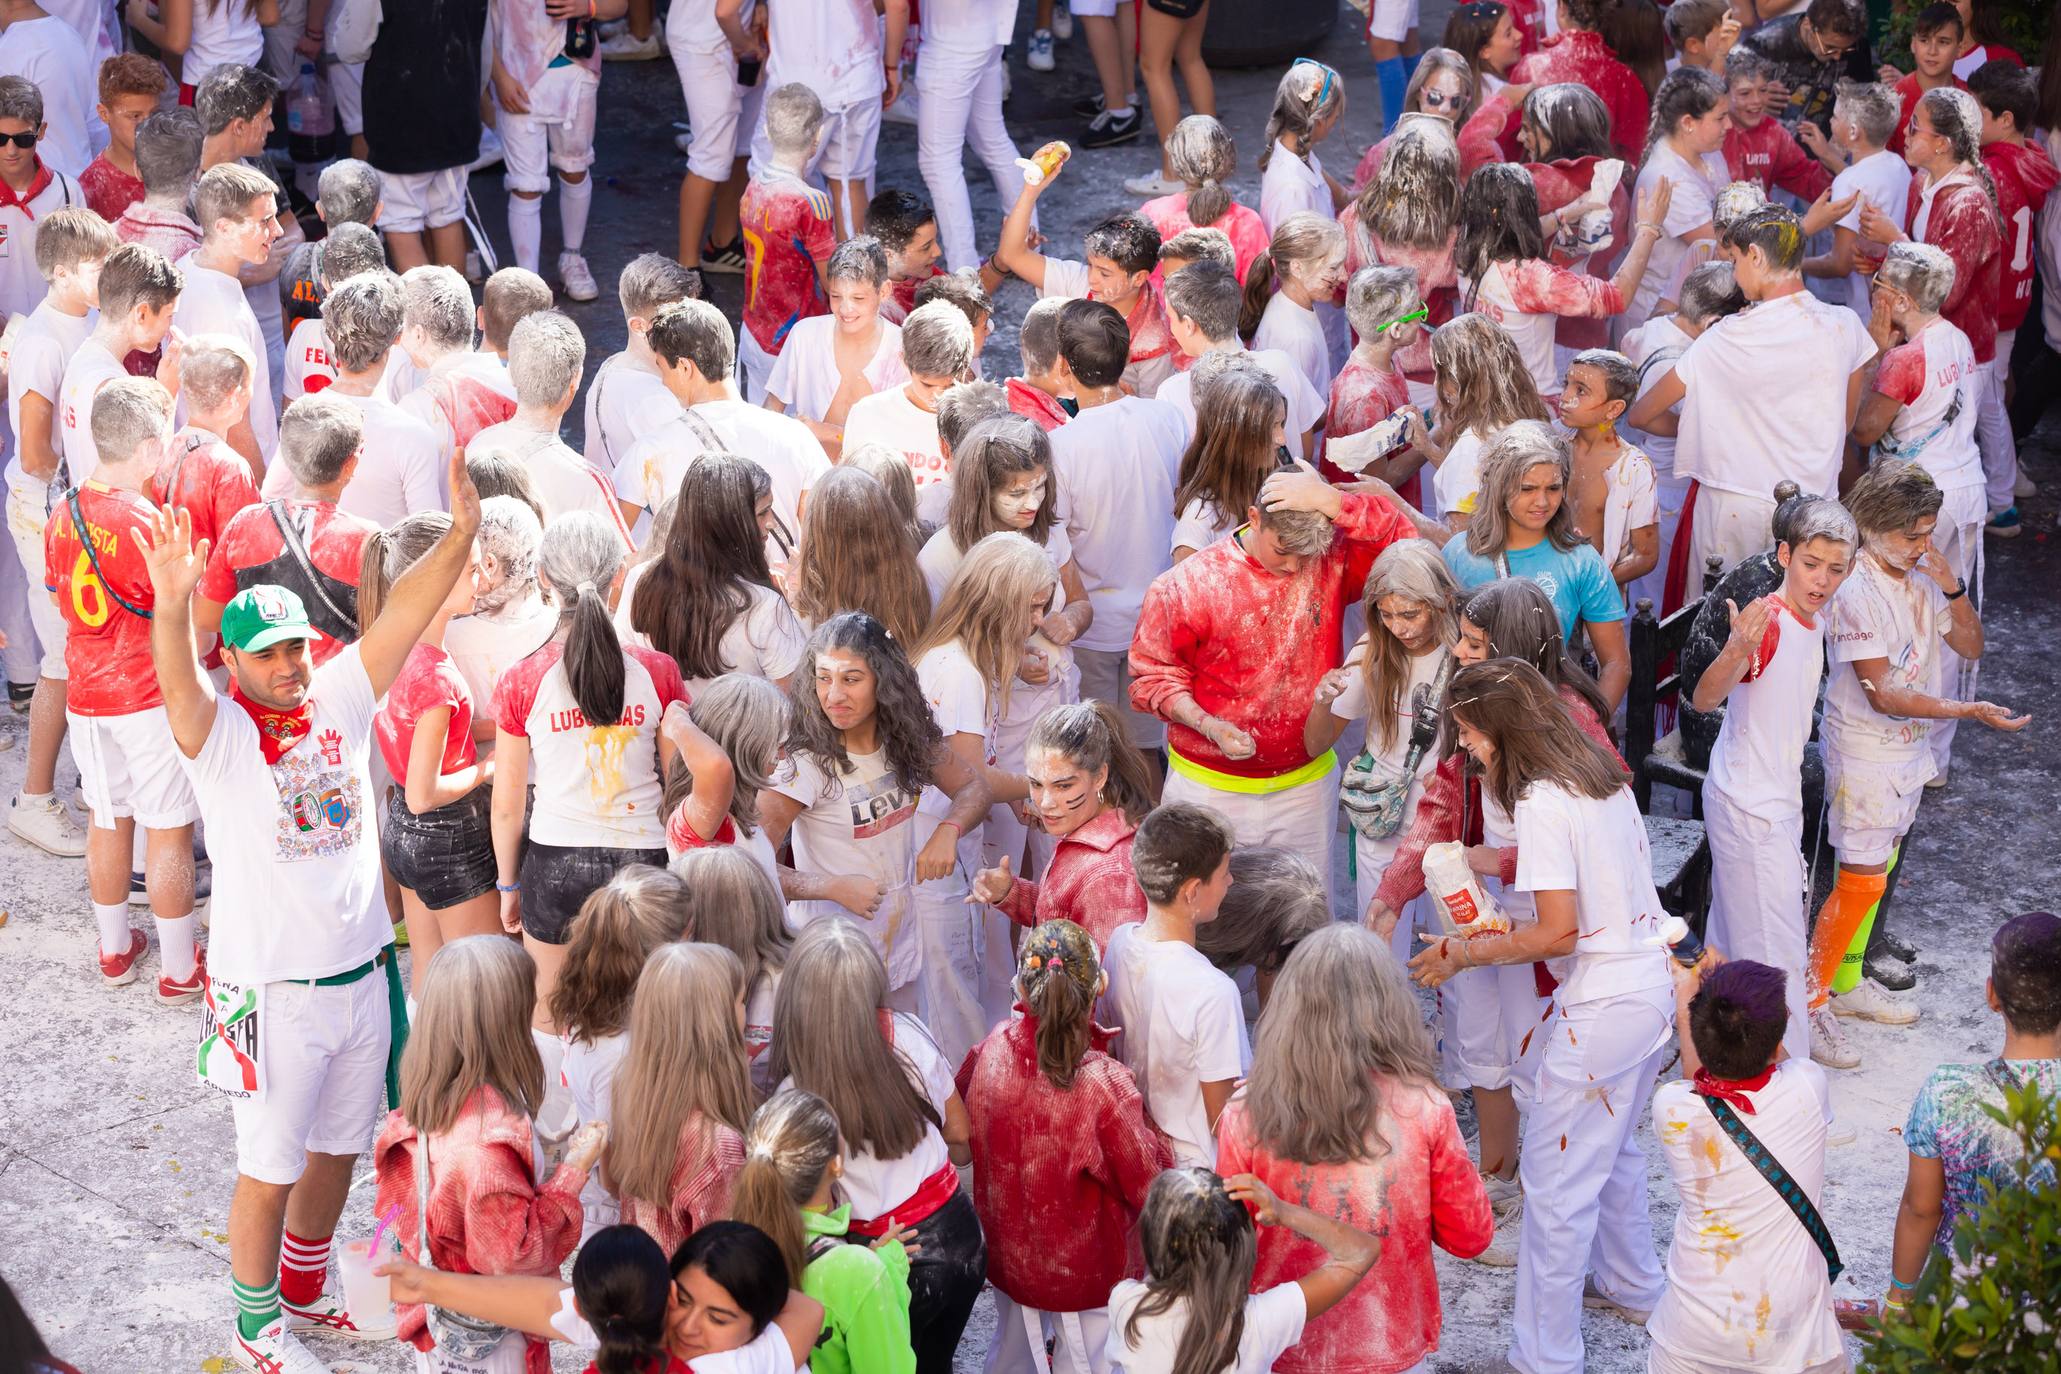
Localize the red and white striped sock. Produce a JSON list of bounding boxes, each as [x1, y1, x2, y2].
[[279, 1229, 331, 1307]]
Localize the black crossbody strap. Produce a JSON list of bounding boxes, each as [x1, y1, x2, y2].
[[66, 487, 151, 620], [1701, 1095, 1843, 1283], [265, 499, 359, 636]]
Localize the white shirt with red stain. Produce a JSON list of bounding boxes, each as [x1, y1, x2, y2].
[[491, 640, 687, 849], [398, 350, 519, 473], [1705, 595, 1826, 823], [1871, 317, 1983, 493], [283, 316, 337, 399], [1906, 168, 2003, 365], [1467, 257, 1625, 401], [1822, 552, 1949, 770]]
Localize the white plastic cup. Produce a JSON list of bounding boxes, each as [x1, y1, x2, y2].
[[337, 1233, 397, 1326]]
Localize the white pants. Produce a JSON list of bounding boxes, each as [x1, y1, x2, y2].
[[1973, 354, 2016, 515], [70, 706, 201, 829], [737, 326, 774, 405], [411, 1331, 529, 1374], [1162, 764, 1339, 905], [1685, 485, 1776, 589], [915, 43, 1025, 272], [1927, 483, 1984, 774], [913, 817, 1006, 1069], [3, 481, 57, 679], [1511, 984, 1672, 1374], [1703, 790, 1808, 1064], [1648, 1348, 1849, 1374], [986, 1293, 1110, 1374], [1353, 831, 1425, 967]]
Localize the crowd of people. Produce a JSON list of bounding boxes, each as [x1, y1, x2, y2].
[[0, 0, 2058, 1372]]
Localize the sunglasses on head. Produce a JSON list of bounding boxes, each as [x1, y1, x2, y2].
[[1289, 57, 1336, 110], [0, 130, 38, 149]]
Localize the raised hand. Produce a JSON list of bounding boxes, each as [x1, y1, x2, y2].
[[1635, 176, 1673, 231], [448, 446, 481, 536], [1224, 1173, 1284, 1226], [1723, 595, 1776, 654]]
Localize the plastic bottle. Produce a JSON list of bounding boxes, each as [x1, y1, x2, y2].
[[286, 63, 333, 165], [1655, 915, 1706, 967]]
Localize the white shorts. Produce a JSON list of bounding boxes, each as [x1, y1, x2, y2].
[[378, 166, 467, 233], [817, 97, 883, 183], [1367, 0, 1420, 41], [331, 61, 365, 136], [1161, 763, 1339, 905], [670, 40, 765, 182], [1822, 750, 1927, 867], [1069, 0, 1118, 16], [501, 67, 600, 192], [68, 705, 200, 829], [1073, 647, 1166, 749], [230, 971, 392, 1184], [737, 325, 774, 404], [5, 482, 64, 679]]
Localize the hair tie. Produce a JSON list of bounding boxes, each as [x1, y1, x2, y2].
[[576, 579, 598, 595]]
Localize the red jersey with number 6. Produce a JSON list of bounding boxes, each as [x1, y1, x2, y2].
[[44, 480, 163, 716]]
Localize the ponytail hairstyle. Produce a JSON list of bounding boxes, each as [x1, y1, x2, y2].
[[1916, 86, 1999, 200], [548, 864, 694, 1043], [1260, 59, 1345, 171], [1025, 701, 1156, 825], [1164, 114, 1238, 227], [537, 510, 629, 730], [570, 1225, 672, 1374], [1240, 210, 1346, 337], [1017, 920, 1102, 1089], [1124, 1168, 1259, 1374], [1457, 577, 1613, 742], [661, 673, 788, 838], [1647, 65, 1727, 156], [1351, 113, 1461, 254], [355, 511, 450, 628], [1457, 163, 1547, 308], [733, 1089, 843, 1285]]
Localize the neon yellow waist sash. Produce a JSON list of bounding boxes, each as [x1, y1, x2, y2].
[[1167, 747, 1337, 795]]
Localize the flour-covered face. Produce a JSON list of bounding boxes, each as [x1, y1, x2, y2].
[[1376, 594, 1440, 654], [1026, 746, 1107, 837], [991, 470, 1049, 529], [1868, 515, 1937, 573]]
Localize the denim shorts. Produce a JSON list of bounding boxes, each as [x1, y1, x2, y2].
[[519, 840, 669, 944], [379, 786, 497, 910]]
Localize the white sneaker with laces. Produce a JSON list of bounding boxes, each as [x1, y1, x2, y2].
[[1481, 1170, 1523, 1220], [1052, 4, 1074, 38], [559, 252, 600, 303], [1809, 1005, 1861, 1069], [282, 1288, 398, 1342], [233, 1317, 331, 1374], [9, 792, 87, 857], [1028, 30, 1055, 71], [1471, 1214, 1520, 1267], [1123, 171, 1185, 197], [1829, 978, 1920, 1025], [599, 28, 663, 59], [1825, 1114, 1857, 1147]]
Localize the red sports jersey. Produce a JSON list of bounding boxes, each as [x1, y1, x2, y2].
[[1906, 171, 2003, 364], [43, 481, 162, 716], [1724, 117, 1832, 202], [883, 264, 943, 324], [199, 498, 376, 665], [151, 429, 260, 551], [1983, 139, 2059, 334], [80, 153, 145, 222], [740, 173, 836, 354]]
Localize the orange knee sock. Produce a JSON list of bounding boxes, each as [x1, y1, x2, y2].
[[1807, 869, 1888, 1008]]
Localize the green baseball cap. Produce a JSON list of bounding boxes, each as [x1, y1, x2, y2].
[[220, 585, 325, 653]]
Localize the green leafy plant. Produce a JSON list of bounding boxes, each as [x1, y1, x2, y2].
[[1878, 0, 2049, 76], [1863, 1076, 2061, 1370]]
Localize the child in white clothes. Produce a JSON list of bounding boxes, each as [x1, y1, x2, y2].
[[669, 0, 766, 275], [750, 0, 908, 238], [1801, 81, 1911, 325], [766, 236, 910, 458], [843, 300, 975, 497], [1256, 60, 1352, 361], [489, 0, 608, 301], [1244, 212, 1347, 409], [1626, 67, 1732, 335], [580, 252, 697, 476]]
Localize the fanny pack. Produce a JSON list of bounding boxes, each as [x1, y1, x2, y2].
[[1341, 654, 1452, 841], [415, 1136, 517, 1360], [1700, 1095, 1843, 1283]]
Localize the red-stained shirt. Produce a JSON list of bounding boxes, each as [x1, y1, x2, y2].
[[375, 642, 477, 782], [1983, 139, 2059, 334], [996, 808, 1146, 951], [1139, 194, 1273, 284], [1508, 32, 1649, 165], [1004, 377, 1069, 432], [1215, 1081, 1495, 1374], [616, 1114, 747, 1258], [1129, 491, 1414, 779], [1527, 157, 1633, 352], [79, 153, 144, 222], [883, 265, 944, 324], [741, 172, 836, 354], [1325, 357, 1420, 507], [1723, 116, 1832, 202], [1339, 212, 1457, 385], [374, 1088, 585, 1374], [1887, 74, 1962, 156], [1906, 169, 2003, 364], [954, 1011, 1174, 1313], [150, 427, 259, 551], [44, 480, 160, 715], [199, 498, 376, 665]]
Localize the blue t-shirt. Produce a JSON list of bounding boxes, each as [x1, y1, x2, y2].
[[1905, 1057, 2061, 1250], [1441, 537, 1625, 640]]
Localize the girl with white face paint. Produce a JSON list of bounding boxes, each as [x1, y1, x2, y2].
[[1243, 211, 1351, 407]]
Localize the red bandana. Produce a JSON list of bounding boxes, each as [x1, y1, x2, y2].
[[1691, 1064, 1777, 1115], [229, 681, 313, 765], [0, 158, 54, 216]]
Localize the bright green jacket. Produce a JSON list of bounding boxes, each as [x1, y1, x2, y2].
[[799, 1205, 916, 1374]]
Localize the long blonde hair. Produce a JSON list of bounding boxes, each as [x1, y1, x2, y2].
[[1239, 924, 1437, 1163], [790, 466, 931, 647], [399, 937, 544, 1136], [914, 532, 1055, 720], [548, 865, 695, 1044], [1359, 541, 1462, 751], [1240, 211, 1346, 338], [732, 1090, 843, 1285], [602, 943, 757, 1207], [674, 846, 792, 1009], [1351, 114, 1461, 253], [1465, 420, 1583, 558], [1430, 312, 1549, 442]]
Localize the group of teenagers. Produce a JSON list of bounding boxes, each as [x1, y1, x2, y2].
[[4, 1, 2061, 1374]]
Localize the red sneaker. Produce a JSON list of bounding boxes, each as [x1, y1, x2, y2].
[[99, 929, 147, 986], [157, 948, 207, 1006]]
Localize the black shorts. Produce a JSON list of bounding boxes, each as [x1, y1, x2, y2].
[[519, 840, 669, 944], [379, 786, 497, 910], [1146, 0, 1206, 18]]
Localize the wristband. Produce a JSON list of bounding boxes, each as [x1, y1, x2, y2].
[[936, 820, 962, 838], [496, 881, 520, 893], [1888, 1274, 1915, 1291], [1944, 581, 1966, 601]]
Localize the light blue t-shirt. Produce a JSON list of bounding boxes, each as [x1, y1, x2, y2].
[[1442, 537, 1625, 640]]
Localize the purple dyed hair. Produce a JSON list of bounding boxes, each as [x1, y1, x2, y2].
[[1688, 959, 1789, 1079]]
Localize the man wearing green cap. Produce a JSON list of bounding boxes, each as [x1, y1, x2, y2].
[[136, 447, 479, 1374]]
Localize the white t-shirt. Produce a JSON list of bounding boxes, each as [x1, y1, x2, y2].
[[1672, 291, 1873, 501], [178, 645, 387, 982], [919, 0, 1014, 48], [465, 420, 631, 535], [771, 747, 924, 988], [1647, 1061, 1844, 1371], [4, 299, 92, 497], [1872, 317, 1983, 493], [844, 386, 949, 490], [1050, 396, 1189, 652], [611, 398, 828, 573], [180, 0, 265, 92], [561, 1030, 628, 1231], [1595, 439, 1659, 574], [780, 1011, 954, 1220], [1107, 1278, 1307, 1374], [444, 593, 559, 723], [1169, 496, 1236, 559], [918, 522, 1072, 606], [1434, 428, 1489, 521], [615, 561, 807, 696], [1831, 149, 1912, 321], [1705, 596, 1825, 822], [54, 335, 128, 485], [668, 0, 758, 54], [1154, 344, 1321, 459], [1332, 639, 1447, 833], [0, 169, 74, 323], [174, 259, 277, 456], [915, 638, 996, 821], [581, 351, 684, 476], [1254, 291, 1332, 404], [0, 16, 95, 178], [264, 389, 441, 528], [1628, 141, 1728, 332], [763, 0, 883, 107], [764, 314, 908, 425], [1513, 781, 1673, 1006], [1821, 552, 1947, 770], [396, 350, 519, 468], [282, 316, 337, 399], [1622, 315, 1692, 479], [1259, 141, 1328, 234], [1102, 923, 1251, 1166]]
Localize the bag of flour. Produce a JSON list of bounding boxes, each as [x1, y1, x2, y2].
[[1423, 840, 1512, 939]]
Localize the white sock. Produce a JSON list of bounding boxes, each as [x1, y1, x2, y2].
[[156, 914, 196, 982], [94, 901, 130, 958], [1108, 104, 1134, 119], [557, 176, 593, 255], [508, 193, 543, 273], [18, 789, 51, 804]]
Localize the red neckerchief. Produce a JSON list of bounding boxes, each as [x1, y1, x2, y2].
[[229, 680, 314, 765], [0, 158, 54, 216], [1691, 1064, 1776, 1115], [1005, 377, 1069, 430]]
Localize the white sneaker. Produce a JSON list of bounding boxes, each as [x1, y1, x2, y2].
[[1028, 30, 1055, 71], [674, 129, 695, 154], [282, 1288, 398, 1342], [1052, 3, 1074, 39], [1809, 1005, 1861, 1069], [2014, 470, 2037, 500], [1583, 1277, 1654, 1325], [1471, 1214, 1520, 1267], [1123, 171, 1185, 197], [1826, 1115, 1857, 1147], [1481, 1170, 1523, 1221], [1830, 978, 1920, 1025], [599, 28, 663, 59], [9, 792, 87, 857], [559, 252, 600, 303], [233, 1317, 330, 1374]]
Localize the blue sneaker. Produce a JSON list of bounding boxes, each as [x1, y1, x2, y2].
[[1027, 28, 1055, 71], [1986, 506, 2022, 538]]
